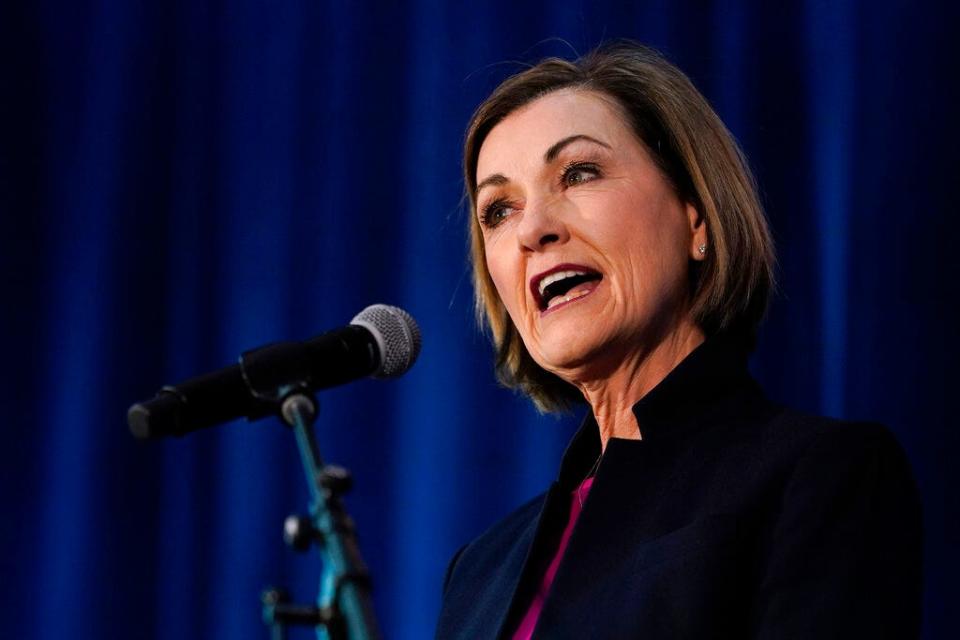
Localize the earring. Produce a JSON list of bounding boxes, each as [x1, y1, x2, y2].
[[698, 244, 707, 256]]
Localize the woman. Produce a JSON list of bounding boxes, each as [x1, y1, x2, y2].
[[436, 43, 921, 639]]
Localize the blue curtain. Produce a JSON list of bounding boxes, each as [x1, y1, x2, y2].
[[2, 1, 956, 638]]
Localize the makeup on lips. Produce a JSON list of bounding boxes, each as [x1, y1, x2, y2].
[[530, 264, 603, 315]]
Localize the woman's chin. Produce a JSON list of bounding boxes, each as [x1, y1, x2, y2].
[[532, 331, 615, 379]]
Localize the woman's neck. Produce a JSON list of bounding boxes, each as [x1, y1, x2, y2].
[[574, 322, 705, 451]]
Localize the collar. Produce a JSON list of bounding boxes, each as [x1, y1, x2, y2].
[[555, 334, 764, 490]]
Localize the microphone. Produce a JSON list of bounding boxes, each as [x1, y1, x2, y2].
[[128, 304, 421, 439]]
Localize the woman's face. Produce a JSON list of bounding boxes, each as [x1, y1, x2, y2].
[[475, 89, 706, 380]]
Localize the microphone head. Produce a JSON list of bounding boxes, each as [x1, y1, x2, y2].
[[351, 304, 421, 378]]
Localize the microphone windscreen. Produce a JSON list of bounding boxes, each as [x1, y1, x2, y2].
[[351, 304, 421, 378]]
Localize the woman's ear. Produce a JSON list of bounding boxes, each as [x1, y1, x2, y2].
[[687, 203, 708, 261]]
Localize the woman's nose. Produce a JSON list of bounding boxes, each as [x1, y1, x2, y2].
[[516, 198, 570, 251]]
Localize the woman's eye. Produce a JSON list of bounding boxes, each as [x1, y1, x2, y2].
[[562, 163, 600, 187], [480, 199, 513, 228]]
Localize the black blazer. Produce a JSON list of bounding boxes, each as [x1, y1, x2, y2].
[[436, 338, 922, 639]]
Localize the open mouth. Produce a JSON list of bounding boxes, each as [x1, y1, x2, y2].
[[532, 266, 603, 312]]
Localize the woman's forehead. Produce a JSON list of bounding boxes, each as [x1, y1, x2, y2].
[[476, 89, 631, 179]]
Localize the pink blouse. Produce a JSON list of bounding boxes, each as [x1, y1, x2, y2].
[[511, 477, 595, 639]]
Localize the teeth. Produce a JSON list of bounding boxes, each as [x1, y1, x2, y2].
[[538, 270, 591, 297], [545, 288, 591, 309]]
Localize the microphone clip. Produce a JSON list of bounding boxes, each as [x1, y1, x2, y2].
[[240, 341, 315, 405]]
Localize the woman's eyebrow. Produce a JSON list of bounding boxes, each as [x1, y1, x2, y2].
[[475, 134, 610, 196], [476, 173, 509, 196], [543, 134, 611, 163]]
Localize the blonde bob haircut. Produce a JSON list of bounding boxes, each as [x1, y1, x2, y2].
[[464, 42, 775, 413]]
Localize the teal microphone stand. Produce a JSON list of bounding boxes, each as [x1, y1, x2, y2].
[[260, 389, 381, 640]]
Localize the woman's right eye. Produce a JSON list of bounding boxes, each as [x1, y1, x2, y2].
[[480, 199, 513, 228]]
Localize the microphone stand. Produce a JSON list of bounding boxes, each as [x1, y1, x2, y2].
[[260, 390, 381, 640]]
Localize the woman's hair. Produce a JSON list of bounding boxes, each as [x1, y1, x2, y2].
[[464, 41, 775, 413]]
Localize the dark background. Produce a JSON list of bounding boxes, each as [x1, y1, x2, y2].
[[1, 1, 956, 638]]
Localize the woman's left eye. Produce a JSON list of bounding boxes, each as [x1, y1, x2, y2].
[[562, 163, 601, 187]]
